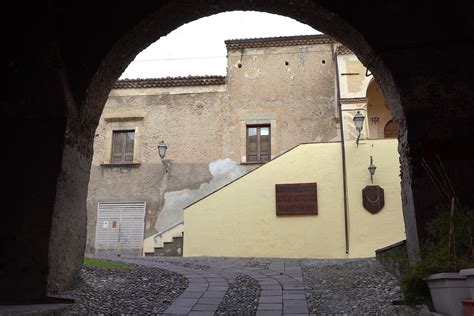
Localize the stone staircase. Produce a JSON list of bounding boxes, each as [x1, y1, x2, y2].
[[144, 235, 183, 257]]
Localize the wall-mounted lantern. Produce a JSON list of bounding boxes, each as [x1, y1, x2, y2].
[[157, 140, 170, 173], [353, 111, 365, 146], [368, 155, 377, 183]]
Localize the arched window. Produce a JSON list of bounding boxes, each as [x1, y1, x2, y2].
[[384, 120, 398, 138]]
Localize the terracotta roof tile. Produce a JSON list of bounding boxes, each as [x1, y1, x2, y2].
[[335, 45, 353, 55], [225, 34, 335, 50], [113, 75, 226, 89]]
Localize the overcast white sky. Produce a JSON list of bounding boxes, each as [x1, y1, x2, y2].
[[120, 11, 320, 79]]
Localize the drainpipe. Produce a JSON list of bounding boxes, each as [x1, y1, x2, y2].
[[332, 43, 350, 254]]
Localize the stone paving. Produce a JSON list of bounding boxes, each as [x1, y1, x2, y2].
[[61, 263, 187, 314], [90, 255, 411, 315]]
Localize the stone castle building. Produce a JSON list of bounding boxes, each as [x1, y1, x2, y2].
[[86, 34, 403, 257]]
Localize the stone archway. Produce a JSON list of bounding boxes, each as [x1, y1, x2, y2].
[[3, 1, 474, 304], [49, 2, 404, 298], [366, 80, 396, 139]]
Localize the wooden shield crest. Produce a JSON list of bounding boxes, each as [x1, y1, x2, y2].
[[362, 185, 385, 214]]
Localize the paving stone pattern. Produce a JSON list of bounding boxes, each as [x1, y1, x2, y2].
[[140, 257, 211, 271], [80, 255, 414, 315]]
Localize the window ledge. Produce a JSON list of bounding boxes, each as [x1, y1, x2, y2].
[[100, 163, 141, 168], [104, 116, 144, 122], [240, 162, 267, 165]]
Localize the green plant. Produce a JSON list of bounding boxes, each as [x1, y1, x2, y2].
[[401, 156, 474, 306], [400, 206, 474, 306], [400, 255, 434, 305], [83, 257, 132, 271]]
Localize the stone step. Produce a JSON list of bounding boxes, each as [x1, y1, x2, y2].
[[146, 236, 183, 257]]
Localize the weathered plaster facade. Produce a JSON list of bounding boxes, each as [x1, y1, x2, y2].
[[183, 39, 402, 259], [87, 35, 397, 256], [87, 35, 346, 255], [87, 82, 228, 253], [226, 37, 338, 160]]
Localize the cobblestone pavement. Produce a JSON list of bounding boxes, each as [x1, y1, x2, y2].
[[302, 258, 414, 315], [62, 264, 188, 314], [84, 255, 416, 315]]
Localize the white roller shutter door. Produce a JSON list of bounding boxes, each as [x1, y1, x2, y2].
[[95, 201, 146, 251]]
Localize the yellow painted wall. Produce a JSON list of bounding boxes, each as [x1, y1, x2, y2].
[[345, 139, 406, 257], [184, 140, 405, 258]]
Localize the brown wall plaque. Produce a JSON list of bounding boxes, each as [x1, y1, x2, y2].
[[276, 183, 318, 215]]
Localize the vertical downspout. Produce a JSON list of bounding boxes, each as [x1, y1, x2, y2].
[[332, 43, 350, 254]]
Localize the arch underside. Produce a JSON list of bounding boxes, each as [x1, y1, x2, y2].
[[2, 0, 474, 303]]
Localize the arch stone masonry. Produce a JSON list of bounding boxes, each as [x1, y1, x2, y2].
[[2, 0, 474, 304]]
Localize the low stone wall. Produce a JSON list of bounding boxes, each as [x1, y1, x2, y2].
[[375, 240, 407, 280]]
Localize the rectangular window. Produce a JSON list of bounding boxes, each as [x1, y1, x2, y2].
[[111, 130, 135, 163], [246, 125, 271, 163]]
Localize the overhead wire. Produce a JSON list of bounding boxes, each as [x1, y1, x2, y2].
[[131, 48, 335, 63]]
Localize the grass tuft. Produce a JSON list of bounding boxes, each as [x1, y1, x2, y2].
[[83, 257, 131, 271]]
